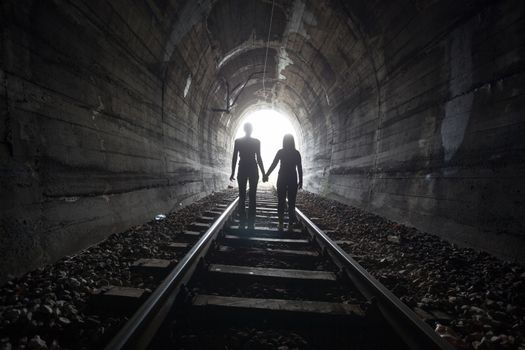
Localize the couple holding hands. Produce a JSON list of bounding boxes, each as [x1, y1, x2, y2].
[[230, 122, 303, 231]]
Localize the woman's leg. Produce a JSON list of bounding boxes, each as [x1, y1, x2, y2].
[[287, 181, 298, 225], [277, 180, 286, 230]]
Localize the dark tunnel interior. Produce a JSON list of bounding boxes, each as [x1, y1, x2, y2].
[[1, 1, 525, 349], [1, 0, 524, 283]]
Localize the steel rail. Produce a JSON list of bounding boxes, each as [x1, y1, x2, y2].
[[296, 208, 454, 350], [105, 197, 239, 350]]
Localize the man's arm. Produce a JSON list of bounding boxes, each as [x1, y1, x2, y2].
[[230, 140, 238, 181], [256, 140, 265, 176], [297, 151, 303, 189]]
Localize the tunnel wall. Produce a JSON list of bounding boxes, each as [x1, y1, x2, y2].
[[0, 0, 230, 281], [1, 0, 524, 282], [305, 0, 525, 261]]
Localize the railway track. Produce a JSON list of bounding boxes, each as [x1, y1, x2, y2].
[[104, 188, 454, 350]]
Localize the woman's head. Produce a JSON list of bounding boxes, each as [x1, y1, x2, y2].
[[282, 134, 295, 150]]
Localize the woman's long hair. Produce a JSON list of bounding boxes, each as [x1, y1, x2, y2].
[[282, 134, 295, 150]]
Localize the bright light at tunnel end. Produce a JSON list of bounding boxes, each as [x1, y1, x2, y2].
[[234, 109, 298, 185]]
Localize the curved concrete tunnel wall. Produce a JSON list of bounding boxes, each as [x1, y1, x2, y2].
[[0, 0, 524, 281]]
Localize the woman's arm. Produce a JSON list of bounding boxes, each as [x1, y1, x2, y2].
[[266, 150, 281, 177]]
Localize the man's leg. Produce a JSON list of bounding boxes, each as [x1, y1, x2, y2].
[[287, 181, 298, 226], [247, 173, 259, 228], [237, 174, 248, 227]]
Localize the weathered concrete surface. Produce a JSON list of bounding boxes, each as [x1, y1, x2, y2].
[[314, 0, 525, 262], [0, 0, 230, 282], [221, 0, 525, 262], [1, 0, 524, 281]]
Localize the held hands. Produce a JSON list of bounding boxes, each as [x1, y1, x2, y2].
[[262, 174, 269, 183], [298, 181, 303, 189], [230, 174, 235, 181]]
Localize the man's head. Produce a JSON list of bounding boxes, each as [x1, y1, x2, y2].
[[243, 122, 253, 137]]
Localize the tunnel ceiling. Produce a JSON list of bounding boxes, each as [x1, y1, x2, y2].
[[162, 0, 373, 130], [161, 0, 490, 142]]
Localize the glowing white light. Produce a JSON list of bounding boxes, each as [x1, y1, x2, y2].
[[235, 109, 297, 184]]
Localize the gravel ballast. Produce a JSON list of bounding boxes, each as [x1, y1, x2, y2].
[[296, 191, 525, 350], [0, 189, 236, 350], [1, 188, 523, 350]]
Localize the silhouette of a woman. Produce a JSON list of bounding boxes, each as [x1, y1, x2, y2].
[[264, 134, 303, 231]]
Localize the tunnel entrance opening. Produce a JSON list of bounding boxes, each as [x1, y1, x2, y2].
[[234, 109, 298, 185]]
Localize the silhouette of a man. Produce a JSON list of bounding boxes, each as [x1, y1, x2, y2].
[[230, 123, 265, 229]]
